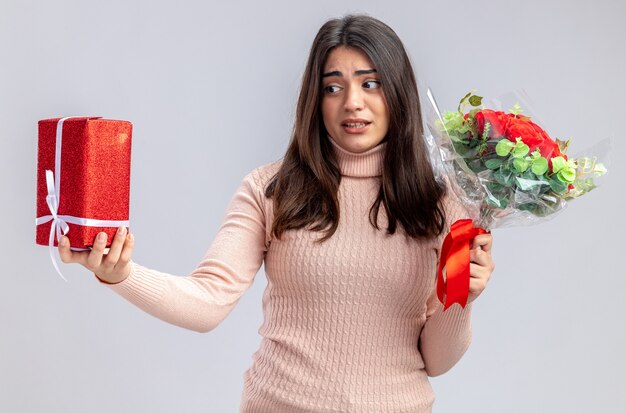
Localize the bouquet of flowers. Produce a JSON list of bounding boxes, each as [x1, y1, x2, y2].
[[423, 89, 608, 309]]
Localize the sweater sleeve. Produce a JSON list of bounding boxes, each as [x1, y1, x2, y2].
[[418, 183, 473, 377], [99, 168, 271, 333]]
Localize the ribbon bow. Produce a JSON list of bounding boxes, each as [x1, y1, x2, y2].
[[437, 219, 489, 310], [43, 169, 70, 280]]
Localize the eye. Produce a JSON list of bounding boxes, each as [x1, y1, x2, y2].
[[324, 84, 342, 94], [363, 80, 381, 89]]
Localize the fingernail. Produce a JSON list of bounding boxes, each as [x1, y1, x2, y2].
[[59, 236, 67, 247], [98, 232, 107, 242], [118, 226, 127, 235]]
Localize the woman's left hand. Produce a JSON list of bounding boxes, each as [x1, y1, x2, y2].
[[467, 234, 495, 304]]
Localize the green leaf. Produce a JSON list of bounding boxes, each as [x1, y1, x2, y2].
[[485, 159, 503, 170], [511, 142, 530, 158], [494, 168, 515, 187], [551, 156, 567, 173], [549, 177, 568, 193], [509, 103, 523, 115], [468, 159, 486, 173], [517, 202, 536, 212], [515, 176, 548, 191], [513, 157, 529, 173], [441, 111, 472, 137], [481, 122, 491, 141], [521, 168, 537, 180], [485, 194, 508, 208], [558, 168, 576, 183], [566, 158, 578, 170], [531, 157, 549, 175], [496, 196, 509, 208], [457, 145, 479, 159], [556, 138, 570, 154], [594, 163, 608, 176], [495, 139, 514, 156], [486, 181, 505, 193], [449, 134, 469, 145], [468, 95, 483, 106], [485, 197, 500, 208], [458, 91, 473, 113]]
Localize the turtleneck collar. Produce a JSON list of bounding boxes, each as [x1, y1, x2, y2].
[[328, 137, 386, 178]]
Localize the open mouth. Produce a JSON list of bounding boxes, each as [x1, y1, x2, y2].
[[342, 121, 371, 128]]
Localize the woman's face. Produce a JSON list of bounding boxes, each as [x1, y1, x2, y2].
[[321, 46, 390, 154]]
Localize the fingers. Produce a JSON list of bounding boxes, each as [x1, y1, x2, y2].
[[58, 235, 89, 265], [58, 235, 72, 261], [471, 233, 493, 253], [118, 232, 135, 268], [469, 262, 491, 280], [468, 264, 489, 303], [467, 234, 495, 304], [104, 227, 134, 272], [86, 232, 108, 270], [470, 233, 495, 271], [469, 247, 493, 266], [102, 227, 127, 268]]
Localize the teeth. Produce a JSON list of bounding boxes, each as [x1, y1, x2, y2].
[[345, 122, 367, 128]]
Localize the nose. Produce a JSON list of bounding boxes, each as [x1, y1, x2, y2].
[[344, 84, 364, 112]]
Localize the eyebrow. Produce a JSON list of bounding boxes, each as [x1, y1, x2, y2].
[[322, 69, 377, 78]]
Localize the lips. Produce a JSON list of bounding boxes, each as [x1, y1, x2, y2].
[[341, 118, 371, 128], [341, 118, 372, 134]]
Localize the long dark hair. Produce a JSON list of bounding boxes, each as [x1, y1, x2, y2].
[[265, 14, 446, 242]]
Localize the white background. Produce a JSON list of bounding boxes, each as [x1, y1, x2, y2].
[[1, 0, 624, 411]]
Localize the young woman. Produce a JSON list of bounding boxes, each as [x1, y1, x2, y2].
[[59, 14, 494, 413]]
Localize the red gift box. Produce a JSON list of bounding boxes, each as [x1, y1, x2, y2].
[[35, 117, 132, 252]]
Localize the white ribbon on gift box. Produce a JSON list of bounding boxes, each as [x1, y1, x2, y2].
[[35, 117, 130, 281]]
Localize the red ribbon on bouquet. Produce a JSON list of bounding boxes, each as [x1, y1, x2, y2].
[[437, 219, 489, 310]]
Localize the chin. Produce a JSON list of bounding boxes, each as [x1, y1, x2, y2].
[[347, 139, 382, 153]]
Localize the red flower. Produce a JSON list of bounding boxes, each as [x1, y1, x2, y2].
[[504, 116, 545, 148], [504, 117, 565, 156], [471, 109, 566, 169], [498, 115, 566, 171], [475, 109, 510, 138]]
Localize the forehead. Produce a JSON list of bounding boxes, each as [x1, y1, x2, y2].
[[323, 46, 375, 71]]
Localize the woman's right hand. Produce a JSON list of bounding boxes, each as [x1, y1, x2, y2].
[[58, 226, 135, 284]]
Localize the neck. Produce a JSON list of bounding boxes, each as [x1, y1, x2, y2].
[[328, 137, 385, 178]]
